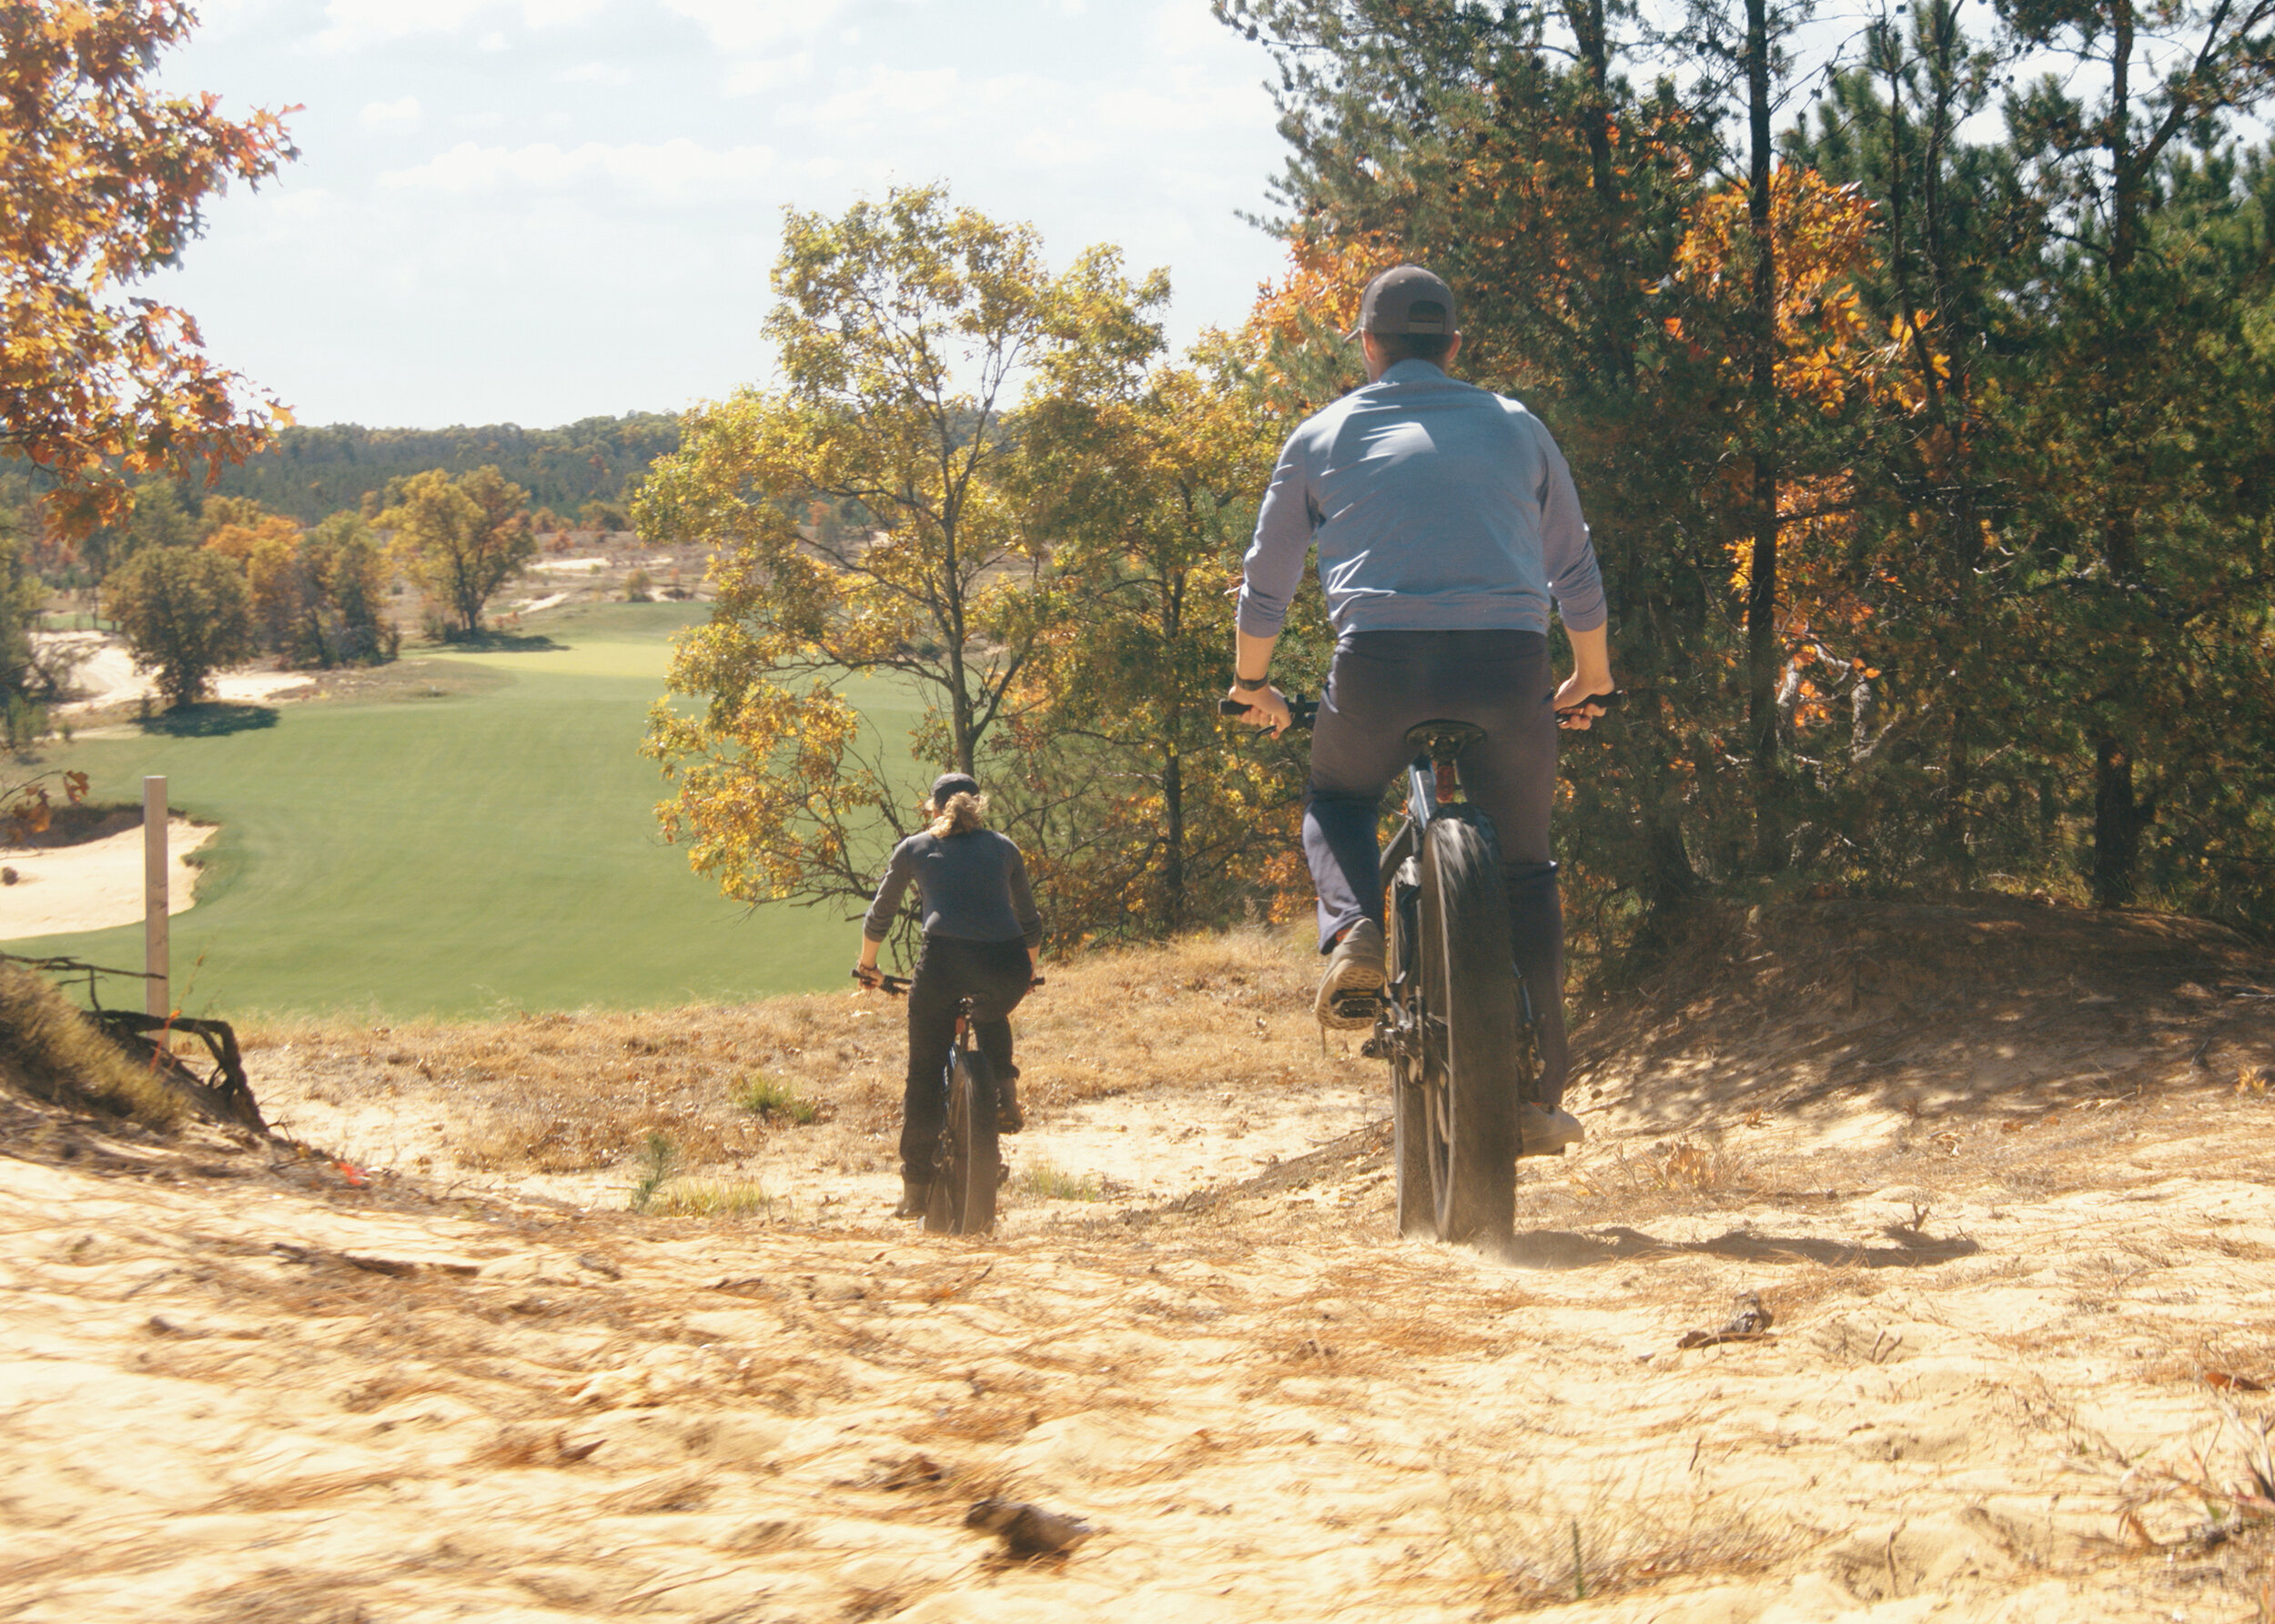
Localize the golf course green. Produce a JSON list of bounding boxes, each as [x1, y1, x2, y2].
[[2, 602, 926, 1019]]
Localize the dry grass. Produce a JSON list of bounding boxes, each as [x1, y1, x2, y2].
[[244, 995, 896, 1175], [643, 1176, 782, 1217], [238, 923, 1357, 1196], [1443, 1456, 1805, 1608], [1564, 1134, 1762, 1212], [1015, 1161, 1106, 1202], [0, 959, 184, 1129], [1015, 923, 1349, 1109]]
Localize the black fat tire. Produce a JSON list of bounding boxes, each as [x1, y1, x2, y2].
[[1387, 859, 1435, 1238], [925, 1049, 999, 1236], [1418, 811, 1520, 1245]]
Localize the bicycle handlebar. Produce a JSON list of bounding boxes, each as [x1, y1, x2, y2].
[[1556, 690, 1623, 723], [853, 971, 1046, 996], [1218, 693, 1320, 726], [1218, 690, 1626, 727]]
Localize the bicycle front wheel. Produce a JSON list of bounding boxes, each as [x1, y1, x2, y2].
[[1418, 810, 1520, 1245], [925, 1047, 999, 1236]]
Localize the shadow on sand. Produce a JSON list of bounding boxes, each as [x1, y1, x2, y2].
[[1499, 1224, 1981, 1271]]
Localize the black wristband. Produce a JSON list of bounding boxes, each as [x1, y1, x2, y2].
[[1234, 673, 1269, 691]]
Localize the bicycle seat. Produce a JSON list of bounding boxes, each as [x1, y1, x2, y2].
[[1403, 719, 1485, 762]]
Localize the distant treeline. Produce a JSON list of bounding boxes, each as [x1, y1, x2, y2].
[[195, 414, 682, 526]]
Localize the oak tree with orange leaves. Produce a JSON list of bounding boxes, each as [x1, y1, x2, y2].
[[0, 1, 296, 538]]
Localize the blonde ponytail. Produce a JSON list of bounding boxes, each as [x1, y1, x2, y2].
[[925, 790, 988, 838]]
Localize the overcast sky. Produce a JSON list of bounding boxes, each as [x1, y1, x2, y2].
[[150, 0, 1295, 430]]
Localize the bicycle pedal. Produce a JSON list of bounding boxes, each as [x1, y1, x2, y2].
[[1330, 993, 1381, 1020]]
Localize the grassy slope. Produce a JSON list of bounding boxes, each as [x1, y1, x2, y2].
[[3, 602, 925, 1018]]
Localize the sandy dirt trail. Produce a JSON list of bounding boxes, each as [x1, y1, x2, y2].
[[5, 905, 2275, 1621]]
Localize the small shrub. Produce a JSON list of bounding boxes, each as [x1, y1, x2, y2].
[[628, 1129, 679, 1212], [1016, 1161, 1104, 1202], [623, 568, 652, 602], [733, 1073, 819, 1125]]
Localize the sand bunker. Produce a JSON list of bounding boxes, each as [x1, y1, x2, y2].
[[0, 817, 216, 941], [36, 632, 318, 717]]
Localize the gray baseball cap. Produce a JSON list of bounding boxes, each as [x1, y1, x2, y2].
[[930, 772, 981, 803], [1352, 265, 1458, 338]]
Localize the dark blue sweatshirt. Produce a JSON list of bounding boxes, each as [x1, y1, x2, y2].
[[862, 829, 1043, 947]]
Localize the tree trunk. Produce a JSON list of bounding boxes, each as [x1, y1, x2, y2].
[[2091, 731, 2139, 907], [2088, 0, 2142, 906], [1744, 0, 1782, 871], [1162, 747, 1185, 933]]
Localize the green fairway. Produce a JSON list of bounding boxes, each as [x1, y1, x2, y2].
[[1, 603, 926, 1019]]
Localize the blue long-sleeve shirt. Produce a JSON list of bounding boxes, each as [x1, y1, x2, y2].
[[1238, 359, 1607, 641]]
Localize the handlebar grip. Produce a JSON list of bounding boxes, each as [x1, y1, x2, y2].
[[1218, 697, 1252, 717], [1555, 690, 1624, 720]]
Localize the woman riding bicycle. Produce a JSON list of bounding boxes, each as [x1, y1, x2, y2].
[[854, 772, 1043, 1218]]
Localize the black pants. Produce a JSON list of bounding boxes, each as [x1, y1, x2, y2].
[[1302, 629, 1570, 1105], [900, 934, 1031, 1178]]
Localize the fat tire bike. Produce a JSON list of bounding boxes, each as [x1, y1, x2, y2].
[[860, 971, 1037, 1237], [1219, 689, 1620, 1247]]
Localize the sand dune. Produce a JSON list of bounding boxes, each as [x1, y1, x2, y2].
[[4, 907, 2273, 1619]]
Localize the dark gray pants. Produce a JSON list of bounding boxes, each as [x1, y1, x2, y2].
[[1302, 630, 1569, 1105]]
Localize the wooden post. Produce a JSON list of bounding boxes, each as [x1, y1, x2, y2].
[[143, 775, 168, 1020]]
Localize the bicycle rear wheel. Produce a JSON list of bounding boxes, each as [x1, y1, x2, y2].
[[925, 1047, 999, 1236], [1418, 810, 1520, 1245], [1386, 858, 1435, 1239]]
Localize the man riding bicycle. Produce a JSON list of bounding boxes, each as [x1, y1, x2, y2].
[[1228, 265, 1613, 1155]]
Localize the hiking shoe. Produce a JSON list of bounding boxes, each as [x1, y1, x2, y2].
[[1314, 918, 1387, 1029], [996, 1069, 1025, 1135], [1519, 1102, 1584, 1157], [894, 1175, 932, 1218]]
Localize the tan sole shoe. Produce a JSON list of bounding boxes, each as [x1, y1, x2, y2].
[[1314, 918, 1386, 1029]]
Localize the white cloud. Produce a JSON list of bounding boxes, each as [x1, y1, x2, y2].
[[1152, 0, 1234, 59], [1097, 80, 1263, 135], [314, 0, 475, 49], [1014, 128, 1097, 167], [477, 28, 511, 50], [314, 0, 601, 48], [659, 0, 839, 54], [522, 0, 608, 23], [360, 96, 424, 131], [812, 66, 957, 127], [723, 53, 813, 96], [561, 61, 636, 86], [381, 138, 778, 201]]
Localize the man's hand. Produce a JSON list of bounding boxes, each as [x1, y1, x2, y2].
[[1554, 624, 1615, 731], [1224, 681, 1294, 738], [1552, 671, 1614, 731]]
